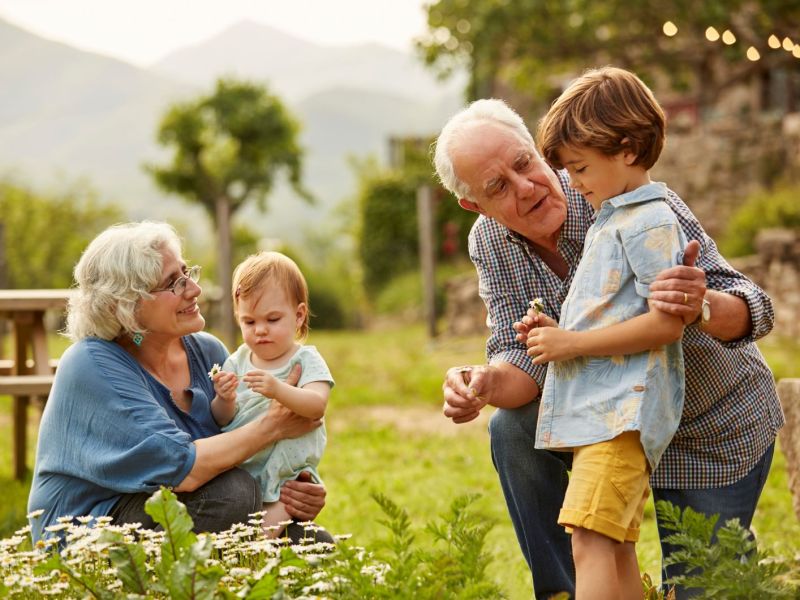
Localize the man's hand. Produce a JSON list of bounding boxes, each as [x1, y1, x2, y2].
[[649, 239, 706, 324], [280, 471, 326, 520], [442, 364, 497, 424], [526, 327, 577, 364]]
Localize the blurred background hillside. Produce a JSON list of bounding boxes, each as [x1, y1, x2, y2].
[[1, 0, 799, 339]]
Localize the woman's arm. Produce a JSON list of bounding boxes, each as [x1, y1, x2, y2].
[[175, 400, 320, 492]]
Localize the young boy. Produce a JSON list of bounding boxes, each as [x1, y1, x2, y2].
[[521, 67, 687, 599]]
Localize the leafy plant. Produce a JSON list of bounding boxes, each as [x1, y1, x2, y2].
[[655, 500, 800, 599], [3, 488, 505, 598], [719, 184, 800, 257]]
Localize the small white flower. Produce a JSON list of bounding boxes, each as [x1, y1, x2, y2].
[[529, 298, 545, 314], [208, 364, 222, 379], [26, 509, 45, 519]]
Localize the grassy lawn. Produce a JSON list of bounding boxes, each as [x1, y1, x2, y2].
[[1, 326, 798, 599]]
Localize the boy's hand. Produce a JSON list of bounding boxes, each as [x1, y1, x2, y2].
[[526, 327, 576, 364], [212, 371, 238, 404], [514, 309, 558, 343], [243, 370, 280, 398]]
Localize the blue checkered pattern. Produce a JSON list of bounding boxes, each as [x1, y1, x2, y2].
[[469, 170, 784, 488]]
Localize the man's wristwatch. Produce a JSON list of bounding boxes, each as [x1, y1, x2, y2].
[[694, 297, 711, 327]]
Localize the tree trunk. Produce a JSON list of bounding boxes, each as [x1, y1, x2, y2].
[[215, 195, 236, 350]]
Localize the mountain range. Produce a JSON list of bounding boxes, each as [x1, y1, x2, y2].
[[0, 18, 465, 242]]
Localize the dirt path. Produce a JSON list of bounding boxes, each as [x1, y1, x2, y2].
[[329, 404, 493, 437]]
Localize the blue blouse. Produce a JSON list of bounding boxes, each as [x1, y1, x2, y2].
[[27, 332, 228, 541]]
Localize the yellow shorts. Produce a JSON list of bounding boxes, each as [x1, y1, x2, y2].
[[558, 431, 650, 543]]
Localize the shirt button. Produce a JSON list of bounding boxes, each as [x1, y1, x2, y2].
[[632, 385, 645, 392]]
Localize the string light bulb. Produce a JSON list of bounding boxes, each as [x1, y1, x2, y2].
[[768, 34, 781, 49], [705, 26, 720, 42], [662, 21, 678, 37], [746, 46, 761, 61], [793, 45, 800, 58], [721, 30, 736, 45], [783, 36, 794, 51]]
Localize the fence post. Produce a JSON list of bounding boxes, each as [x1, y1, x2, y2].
[[417, 185, 437, 338], [777, 378, 800, 521]]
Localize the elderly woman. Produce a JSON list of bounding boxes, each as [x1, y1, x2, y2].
[[28, 221, 329, 542]]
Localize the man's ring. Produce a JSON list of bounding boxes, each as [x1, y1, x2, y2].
[[457, 366, 473, 374], [683, 292, 689, 304]]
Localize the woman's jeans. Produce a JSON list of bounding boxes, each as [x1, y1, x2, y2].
[[109, 467, 261, 533], [489, 402, 775, 600]]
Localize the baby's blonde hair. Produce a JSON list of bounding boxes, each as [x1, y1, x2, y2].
[[232, 251, 310, 339]]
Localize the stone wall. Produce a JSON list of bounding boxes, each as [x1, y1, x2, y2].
[[729, 228, 800, 340], [652, 112, 798, 240]]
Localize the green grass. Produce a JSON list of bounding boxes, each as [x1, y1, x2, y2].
[[1, 327, 798, 599]]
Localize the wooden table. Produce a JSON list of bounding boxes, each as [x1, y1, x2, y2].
[[0, 289, 73, 479]]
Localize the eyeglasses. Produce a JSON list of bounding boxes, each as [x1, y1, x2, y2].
[[151, 265, 201, 295]]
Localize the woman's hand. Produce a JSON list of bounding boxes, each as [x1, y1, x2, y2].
[[260, 400, 320, 440], [280, 471, 326, 521]]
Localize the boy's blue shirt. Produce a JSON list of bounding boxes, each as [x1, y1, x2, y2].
[[27, 332, 228, 541], [535, 182, 688, 470]]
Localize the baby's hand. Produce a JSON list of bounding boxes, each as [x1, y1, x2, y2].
[[212, 370, 238, 404], [242, 370, 280, 398]]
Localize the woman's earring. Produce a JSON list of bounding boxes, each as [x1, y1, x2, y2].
[[132, 332, 144, 347]]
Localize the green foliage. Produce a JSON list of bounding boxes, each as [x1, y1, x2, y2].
[[417, 1, 800, 110], [326, 493, 505, 599], [0, 179, 121, 289], [147, 78, 311, 221], [719, 184, 800, 257], [6, 487, 505, 598], [355, 162, 476, 296], [655, 500, 800, 598], [373, 260, 475, 318]]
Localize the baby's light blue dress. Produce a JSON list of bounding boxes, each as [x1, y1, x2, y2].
[[222, 344, 333, 502]]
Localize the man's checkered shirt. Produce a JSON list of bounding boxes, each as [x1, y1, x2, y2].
[[469, 170, 784, 488]]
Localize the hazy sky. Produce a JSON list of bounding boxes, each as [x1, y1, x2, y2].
[[0, 0, 432, 66]]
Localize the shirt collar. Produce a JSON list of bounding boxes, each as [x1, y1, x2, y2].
[[604, 181, 668, 209]]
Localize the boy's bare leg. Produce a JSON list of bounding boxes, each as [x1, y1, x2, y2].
[[572, 527, 620, 600], [261, 500, 293, 539], [616, 541, 643, 600]]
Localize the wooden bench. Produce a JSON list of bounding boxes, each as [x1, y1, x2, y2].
[[0, 374, 55, 480], [0, 358, 59, 375]]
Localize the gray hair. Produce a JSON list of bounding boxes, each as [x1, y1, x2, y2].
[[65, 221, 183, 341], [433, 98, 534, 201]]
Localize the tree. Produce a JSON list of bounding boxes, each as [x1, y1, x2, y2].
[[417, 0, 800, 115], [147, 78, 312, 347], [0, 178, 121, 289]]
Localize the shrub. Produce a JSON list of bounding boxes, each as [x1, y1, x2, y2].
[[655, 500, 800, 599], [719, 184, 800, 257]]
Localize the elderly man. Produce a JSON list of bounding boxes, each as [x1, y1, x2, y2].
[[435, 99, 783, 599]]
